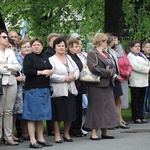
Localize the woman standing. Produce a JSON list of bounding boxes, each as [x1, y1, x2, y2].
[[49, 37, 79, 143], [84, 33, 119, 140], [0, 30, 21, 145], [16, 39, 31, 140], [22, 38, 53, 148], [127, 40, 149, 124]]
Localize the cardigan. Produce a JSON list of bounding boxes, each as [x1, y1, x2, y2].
[[127, 52, 149, 87], [49, 55, 79, 97], [23, 52, 52, 90], [0, 48, 22, 85]]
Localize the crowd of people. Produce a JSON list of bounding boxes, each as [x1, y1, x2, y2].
[[0, 29, 150, 149]]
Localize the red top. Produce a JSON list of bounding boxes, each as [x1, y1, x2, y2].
[[118, 51, 132, 82]]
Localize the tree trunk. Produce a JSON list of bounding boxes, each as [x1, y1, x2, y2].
[[104, 0, 123, 40], [0, 12, 7, 31]]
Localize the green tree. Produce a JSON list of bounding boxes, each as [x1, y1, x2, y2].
[[1, 0, 150, 47]]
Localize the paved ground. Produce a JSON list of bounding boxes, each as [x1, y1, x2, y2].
[[0, 120, 150, 150]]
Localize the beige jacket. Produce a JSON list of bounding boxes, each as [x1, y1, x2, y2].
[[0, 48, 22, 85]]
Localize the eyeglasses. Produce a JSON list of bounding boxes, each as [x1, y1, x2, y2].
[[10, 36, 18, 38], [0, 36, 8, 39]]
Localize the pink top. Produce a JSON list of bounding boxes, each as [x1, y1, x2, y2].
[[118, 51, 132, 82]]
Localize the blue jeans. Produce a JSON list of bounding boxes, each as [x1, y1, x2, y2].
[[143, 83, 150, 117]]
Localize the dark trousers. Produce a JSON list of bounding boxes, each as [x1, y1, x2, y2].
[[15, 118, 22, 137], [70, 94, 82, 135], [130, 87, 146, 121], [46, 120, 54, 134]]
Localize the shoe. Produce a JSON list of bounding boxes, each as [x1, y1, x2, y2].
[[5, 139, 19, 146], [37, 140, 53, 147], [29, 142, 42, 148], [13, 138, 24, 143], [119, 125, 130, 129], [90, 136, 101, 140], [101, 135, 115, 139], [55, 140, 63, 143], [22, 135, 30, 141], [108, 127, 116, 130], [122, 121, 129, 125], [63, 136, 73, 142], [134, 119, 143, 124], [141, 119, 148, 123]]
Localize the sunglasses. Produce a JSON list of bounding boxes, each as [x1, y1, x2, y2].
[[0, 36, 8, 39]]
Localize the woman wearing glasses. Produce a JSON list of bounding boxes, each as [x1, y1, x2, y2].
[[0, 30, 21, 145]]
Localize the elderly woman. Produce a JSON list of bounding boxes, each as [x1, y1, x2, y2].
[[84, 33, 119, 140], [22, 38, 53, 148], [127, 40, 150, 124], [0, 30, 21, 145], [49, 37, 79, 143]]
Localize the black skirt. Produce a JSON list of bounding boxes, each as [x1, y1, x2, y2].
[[51, 93, 76, 121], [113, 79, 123, 98]]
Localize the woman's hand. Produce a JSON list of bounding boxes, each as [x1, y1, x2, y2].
[[37, 69, 54, 76], [16, 76, 25, 82], [65, 75, 76, 83]]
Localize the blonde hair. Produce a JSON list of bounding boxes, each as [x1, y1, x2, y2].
[[19, 39, 30, 48], [93, 33, 108, 48], [47, 33, 59, 45]]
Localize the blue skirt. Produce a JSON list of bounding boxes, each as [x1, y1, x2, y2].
[[22, 88, 52, 121]]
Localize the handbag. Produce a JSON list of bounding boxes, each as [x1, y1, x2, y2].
[[79, 53, 100, 83], [0, 75, 3, 95]]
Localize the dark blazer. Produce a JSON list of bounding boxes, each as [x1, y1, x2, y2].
[[87, 49, 116, 87]]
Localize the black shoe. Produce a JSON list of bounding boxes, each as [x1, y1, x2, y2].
[[90, 136, 101, 140], [108, 127, 116, 130], [141, 119, 148, 123], [37, 140, 53, 147], [118, 125, 130, 129], [63, 136, 73, 142], [29, 142, 42, 148], [54, 138, 63, 143], [13, 138, 24, 143], [101, 135, 114, 139]]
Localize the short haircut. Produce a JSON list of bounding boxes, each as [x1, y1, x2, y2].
[[30, 37, 43, 46], [19, 39, 30, 48], [142, 41, 150, 48], [93, 33, 108, 48], [53, 37, 67, 49], [47, 33, 59, 45], [0, 29, 8, 35], [130, 40, 140, 48], [67, 38, 79, 50]]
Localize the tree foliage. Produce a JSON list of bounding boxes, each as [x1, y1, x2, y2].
[[1, 0, 150, 47]]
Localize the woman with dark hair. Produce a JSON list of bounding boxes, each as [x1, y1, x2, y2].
[[127, 40, 149, 124], [106, 33, 130, 129], [49, 37, 79, 143], [67, 38, 87, 137], [22, 38, 53, 148], [0, 30, 21, 145]]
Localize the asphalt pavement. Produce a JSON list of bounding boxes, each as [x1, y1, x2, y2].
[[0, 120, 150, 150]]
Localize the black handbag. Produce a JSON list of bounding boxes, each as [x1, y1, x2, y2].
[[0, 75, 3, 95]]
